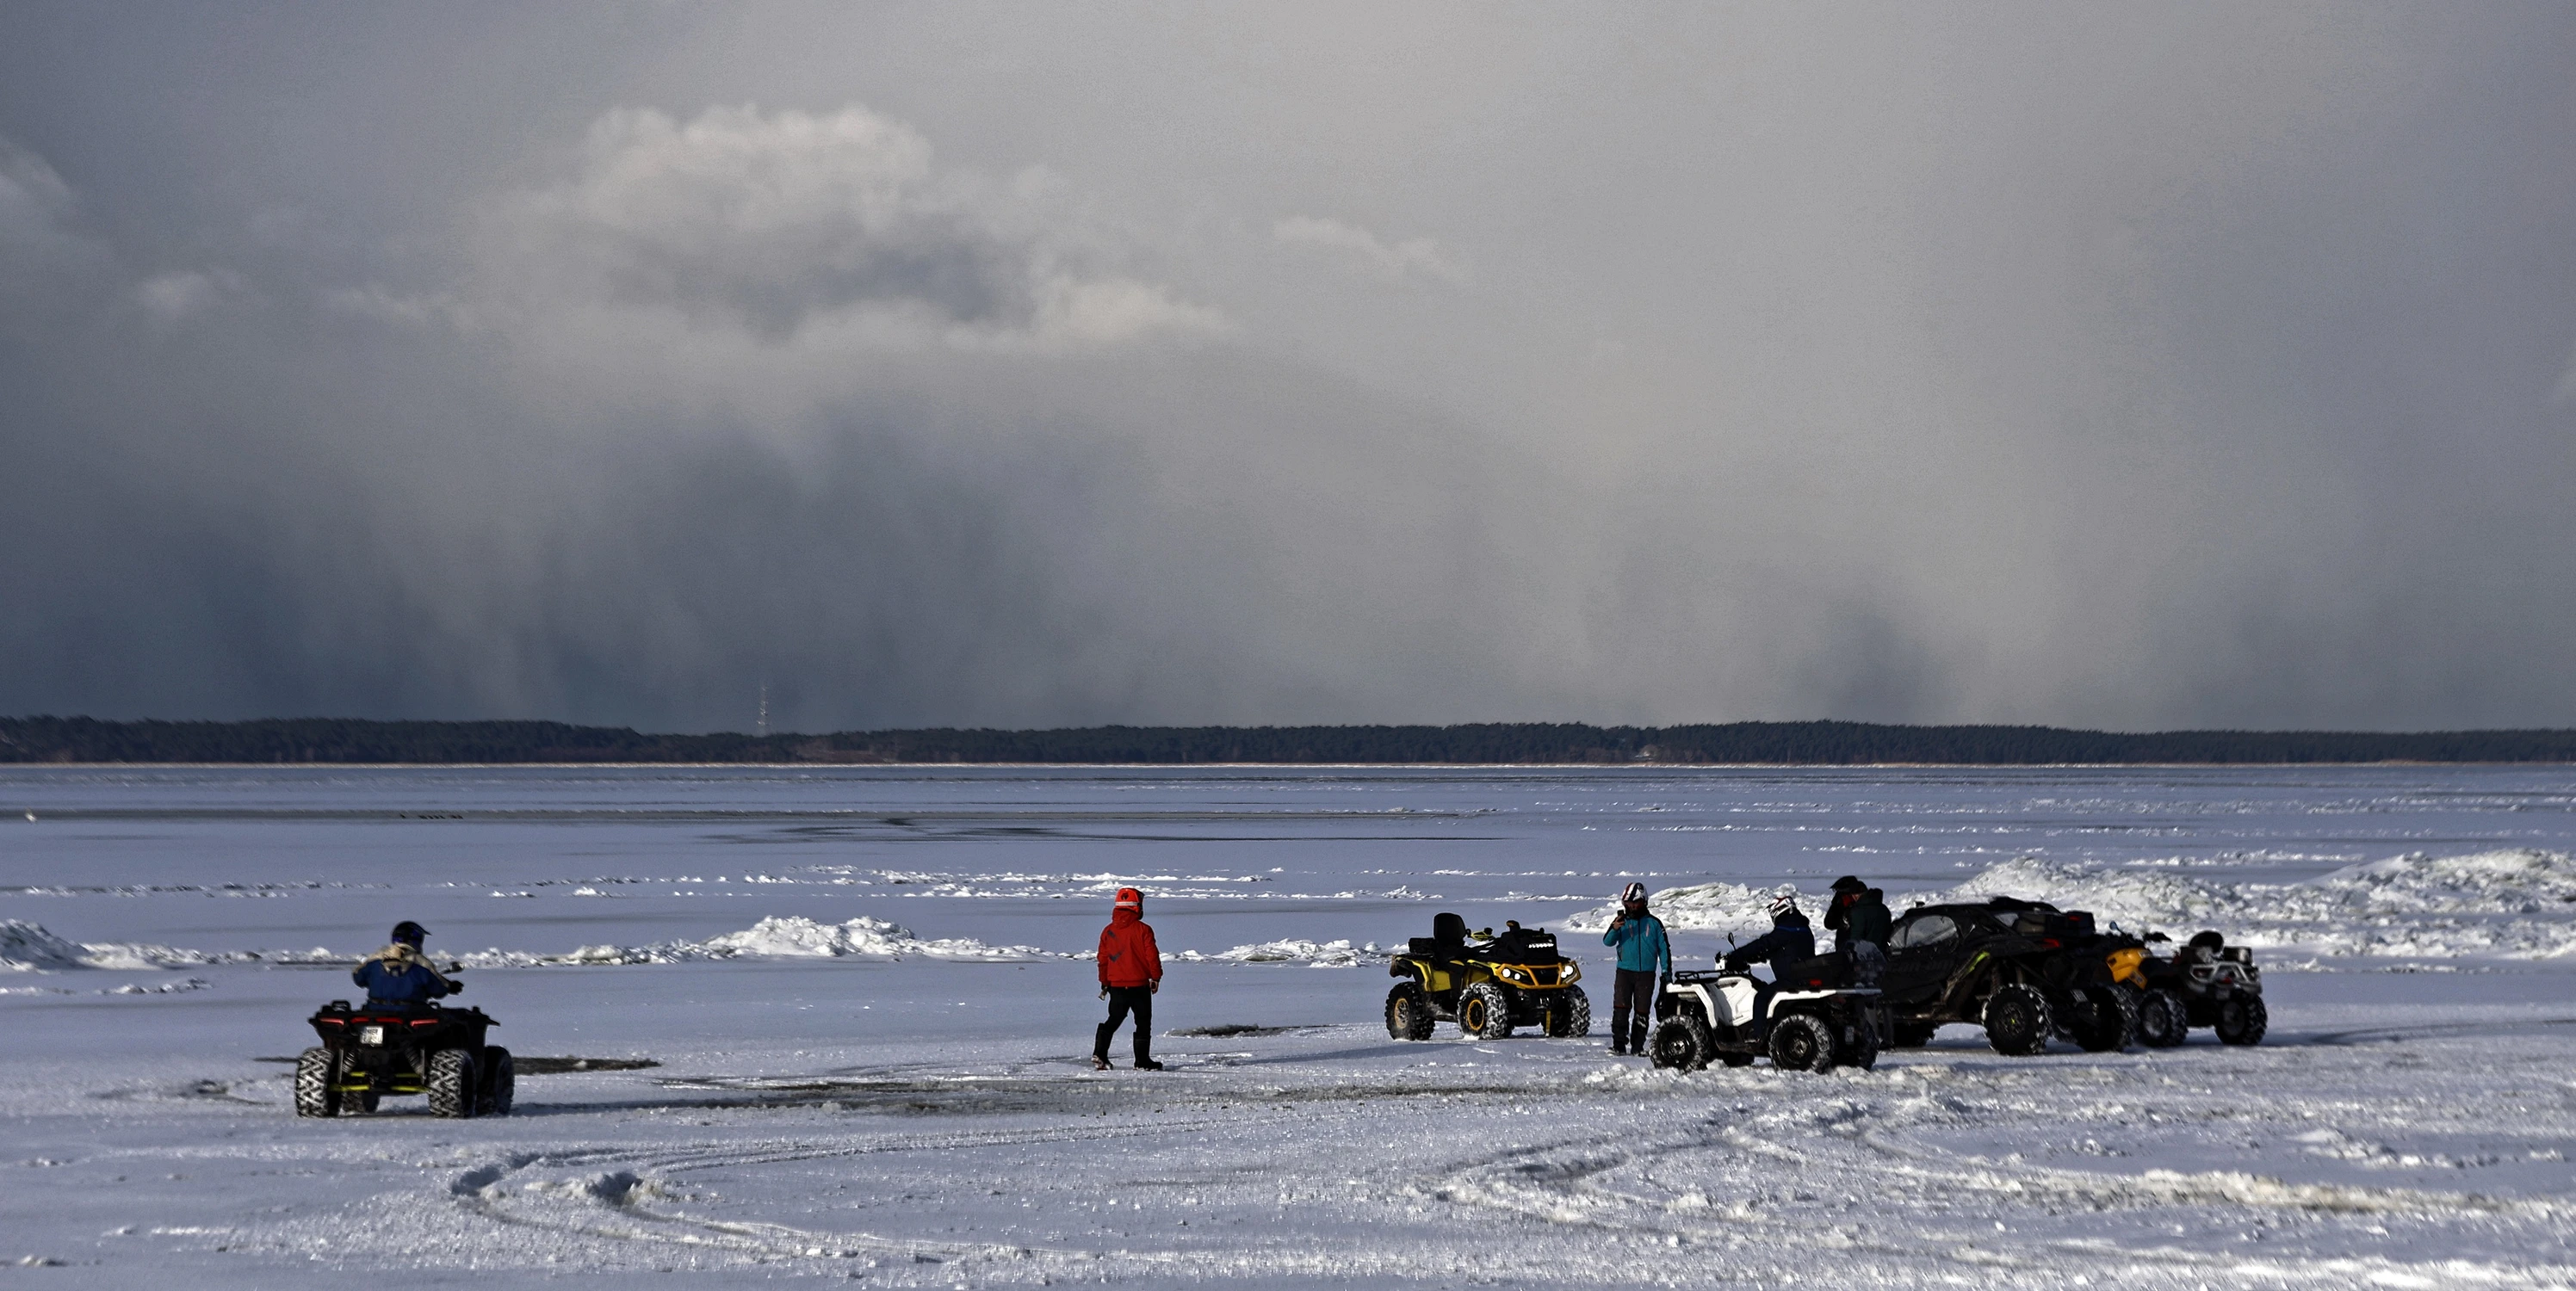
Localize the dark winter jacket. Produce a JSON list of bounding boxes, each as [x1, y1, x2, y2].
[[1831, 892, 1892, 953], [1726, 913, 1814, 969], [1601, 912, 1672, 976], [351, 946, 457, 1004], [1097, 908, 1162, 988]]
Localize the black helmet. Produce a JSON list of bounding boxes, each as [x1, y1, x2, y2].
[[391, 921, 429, 947], [1830, 874, 1867, 895]]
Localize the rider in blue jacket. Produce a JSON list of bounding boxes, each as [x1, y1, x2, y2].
[[1601, 882, 1672, 1055], [351, 921, 462, 1007]]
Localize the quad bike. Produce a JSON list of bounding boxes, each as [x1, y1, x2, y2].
[[1878, 898, 2140, 1055], [1385, 913, 1591, 1040], [2131, 930, 2267, 1047], [1648, 950, 1886, 1073], [295, 999, 512, 1118]]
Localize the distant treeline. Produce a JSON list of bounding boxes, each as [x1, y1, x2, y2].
[[5, 716, 2576, 765]]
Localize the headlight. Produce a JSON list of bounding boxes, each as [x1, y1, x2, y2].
[[360, 1026, 385, 1046], [1561, 962, 1580, 984]]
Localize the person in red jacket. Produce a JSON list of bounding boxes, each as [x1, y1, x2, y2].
[[1093, 887, 1163, 1071]]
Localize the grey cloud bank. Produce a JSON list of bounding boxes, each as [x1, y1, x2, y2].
[[3, 4, 2573, 732]]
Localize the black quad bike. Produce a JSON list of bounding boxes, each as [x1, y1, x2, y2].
[[1385, 913, 1591, 1041], [2131, 930, 2267, 1047], [1878, 898, 2139, 1055], [296, 1000, 513, 1118]]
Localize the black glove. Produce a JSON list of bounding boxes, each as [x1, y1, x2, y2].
[[1099, 986, 1108, 1000], [443, 979, 465, 994]]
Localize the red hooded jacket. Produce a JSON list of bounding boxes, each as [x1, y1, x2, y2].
[[1097, 888, 1161, 988]]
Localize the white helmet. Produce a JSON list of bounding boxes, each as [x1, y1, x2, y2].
[[1768, 893, 1800, 920], [1619, 881, 1649, 906]]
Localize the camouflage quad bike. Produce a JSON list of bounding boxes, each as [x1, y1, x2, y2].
[[296, 999, 513, 1118], [1879, 897, 2141, 1055], [1385, 913, 1591, 1040]]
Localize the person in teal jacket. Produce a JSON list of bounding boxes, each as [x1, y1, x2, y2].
[[1600, 882, 1672, 1055]]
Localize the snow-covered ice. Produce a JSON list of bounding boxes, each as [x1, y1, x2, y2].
[[3, 764, 2573, 1287]]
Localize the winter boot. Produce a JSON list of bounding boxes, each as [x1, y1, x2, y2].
[[1135, 1059, 1164, 1071], [1090, 1054, 1111, 1071], [1627, 1018, 1649, 1055]]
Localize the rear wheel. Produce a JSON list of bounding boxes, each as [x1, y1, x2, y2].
[[1548, 987, 1593, 1038], [1384, 984, 1436, 1041], [479, 1047, 514, 1116], [294, 1047, 339, 1118], [2137, 989, 2189, 1047], [1458, 984, 1514, 1040], [1650, 1015, 1711, 1070], [1838, 1012, 1880, 1071], [1983, 983, 2053, 1056], [427, 1048, 479, 1119], [2071, 985, 2139, 1053], [2214, 994, 2268, 1046], [1768, 1013, 1836, 1073]]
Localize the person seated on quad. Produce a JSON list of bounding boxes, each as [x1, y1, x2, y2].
[[352, 921, 461, 1009], [2177, 930, 2226, 966], [1722, 894, 1815, 978]]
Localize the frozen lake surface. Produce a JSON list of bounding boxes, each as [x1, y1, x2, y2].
[[3, 765, 2573, 1287]]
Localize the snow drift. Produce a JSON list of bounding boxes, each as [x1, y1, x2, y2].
[[1177, 938, 1387, 968], [471, 916, 1056, 966], [1575, 849, 2576, 960]]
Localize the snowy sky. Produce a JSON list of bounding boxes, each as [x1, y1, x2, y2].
[[4, 3, 2574, 733]]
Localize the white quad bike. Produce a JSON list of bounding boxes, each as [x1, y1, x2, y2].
[[1649, 961, 1887, 1073]]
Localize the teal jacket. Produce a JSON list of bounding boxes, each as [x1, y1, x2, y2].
[[1601, 913, 1672, 976]]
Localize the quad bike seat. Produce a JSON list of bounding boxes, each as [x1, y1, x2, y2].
[[1773, 950, 1858, 991]]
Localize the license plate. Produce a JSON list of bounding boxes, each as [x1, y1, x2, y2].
[[360, 1026, 385, 1046]]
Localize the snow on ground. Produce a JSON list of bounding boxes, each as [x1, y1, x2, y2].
[[3, 764, 2575, 1287]]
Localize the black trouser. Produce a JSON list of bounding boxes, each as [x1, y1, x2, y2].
[[1095, 985, 1154, 1063], [1611, 969, 1658, 1051]]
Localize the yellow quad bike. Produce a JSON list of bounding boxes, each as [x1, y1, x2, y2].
[[1384, 912, 1590, 1041]]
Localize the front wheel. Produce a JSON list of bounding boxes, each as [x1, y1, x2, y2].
[[1457, 984, 1514, 1040], [1650, 1015, 1711, 1071], [1768, 1013, 1836, 1073], [2214, 994, 2268, 1046], [294, 1047, 339, 1118], [1983, 983, 2053, 1056], [1384, 984, 1436, 1041], [2137, 989, 2189, 1047], [427, 1048, 480, 1119], [1547, 987, 1592, 1038]]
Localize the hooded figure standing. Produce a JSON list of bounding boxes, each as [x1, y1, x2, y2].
[[1093, 888, 1163, 1071], [1600, 881, 1672, 1056]]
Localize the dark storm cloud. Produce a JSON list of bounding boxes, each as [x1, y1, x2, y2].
[[3, 4, 2575, 731]]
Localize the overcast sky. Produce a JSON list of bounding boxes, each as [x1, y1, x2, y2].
[[4, 3, 2574, 733]]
